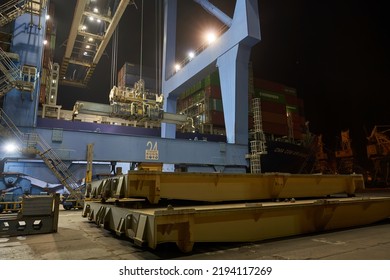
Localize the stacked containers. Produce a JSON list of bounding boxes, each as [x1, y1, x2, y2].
[[176, 73, 307, 140], [177, 71, 225, 129], [253, 79, 305, 140], [204, 73, 224, 127]]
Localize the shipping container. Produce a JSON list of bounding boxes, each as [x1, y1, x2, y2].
[[262, 121, 288, 137], [204, 71, 220, 87], [285, 94, 298, 106], [284, 86, 297, 95], [204, 85, 222, 99], [205, 110, 225, 126], [261, 100, 287, 114], [175, 70, 307, 141], [117, 63, 157, 90], [253, 78, 285, 93], [262, 111, 288, 125], [207, 98, 223, 112], [255, 89, 287, 103], [289, 111, 302, 125]]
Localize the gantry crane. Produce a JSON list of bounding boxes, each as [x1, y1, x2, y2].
[[335, 130, 354, 174], [366, 125, 390, 186], [59, 0, 134, 87]]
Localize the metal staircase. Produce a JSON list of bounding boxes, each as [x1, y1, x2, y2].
[[0, 0, 47, 28], [0, 46, 36, 97], [0, 0, 33, 27], [0, 108, 84, 206]]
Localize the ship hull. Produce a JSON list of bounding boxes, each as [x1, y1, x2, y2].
[[260, 140, 315, 173]]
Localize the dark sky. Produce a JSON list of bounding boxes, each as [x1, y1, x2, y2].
[[52, 0, 390, 162]]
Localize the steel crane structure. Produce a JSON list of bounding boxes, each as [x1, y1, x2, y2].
[[162, 0, 260, 146], [1, 0, 260, 185], [59, 0, 134, 88], [3, 0, 390, 252]]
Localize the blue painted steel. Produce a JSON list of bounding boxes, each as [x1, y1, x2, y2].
[[217, 44, 251, 144], [0, 174, 41, 202], [3, 11, 47, 127], [161, 0, 178, 139], [21, 127, 248, 167], [3, 161, 110, 186], [193, 0, 232, 27], [0, 2, 251, 178], [161, 0, 261, 145]]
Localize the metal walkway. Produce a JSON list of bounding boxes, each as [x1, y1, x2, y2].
[[0, 47, 36, 97], [59, 0, 134, 87], [0, 0, 47, 27]]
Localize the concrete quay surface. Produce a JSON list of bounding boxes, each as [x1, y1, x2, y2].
[[1, 189, 390, 260]]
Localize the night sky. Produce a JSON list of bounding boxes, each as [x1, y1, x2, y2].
[[52, 0, 389, 164]]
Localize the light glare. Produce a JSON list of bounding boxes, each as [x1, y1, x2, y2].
[[4, 143, 18, 153], [206, 32, 217, 44], [188, 51, 195, 60]]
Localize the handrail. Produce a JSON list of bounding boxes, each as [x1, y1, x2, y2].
[[0, 109, 83, 204], [0, 200, 23, 213], [0, 0, 29, 27]]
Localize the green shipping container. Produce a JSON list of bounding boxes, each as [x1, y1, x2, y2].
[[204, 72, 220, 87], [254, 89, 287, 104]]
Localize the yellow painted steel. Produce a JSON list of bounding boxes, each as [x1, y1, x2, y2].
[[89, 172, 365, 204], [82, 196, 390, 252]]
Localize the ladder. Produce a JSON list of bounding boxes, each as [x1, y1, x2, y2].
[[249, 62, 267, 174], [0, 108, 84, 206], [0, 0, 49, 32]]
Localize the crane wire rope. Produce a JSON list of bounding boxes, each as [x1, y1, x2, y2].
[[139, 0, 144, 82], [111, 26, 119, 88], [155, 0, 162, 95]]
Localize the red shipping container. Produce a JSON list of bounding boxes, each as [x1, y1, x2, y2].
[[262, 111, 288, 125], [262, 121, 288, 136], [290, 112, 302, 124], [205, 85, 222, 99], [260, 100, 286, 114], [285, 94, 298, 106], [209, 110, 225, 126], [253, 78, 285, 93], [284, 86, 297, 95]]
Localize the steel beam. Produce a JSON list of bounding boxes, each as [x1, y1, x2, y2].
[[60, 0, 130, 86], [83, 196, 390, 252], [193, 0, 232, 27], [89, 172, 365, 204], [63, 0, 88, 59], [162, 0, 261, 144], [29, 127, 248, 167], [93, 0, 130, 64]]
